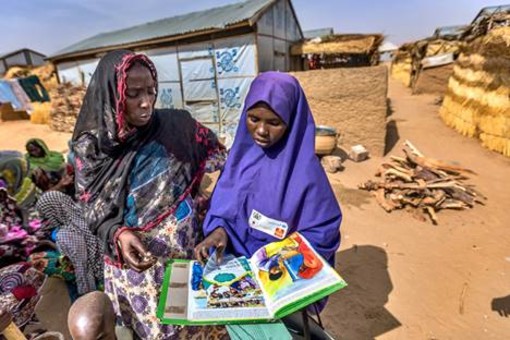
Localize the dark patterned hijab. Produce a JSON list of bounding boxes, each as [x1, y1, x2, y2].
[[72, 50, 223, 259]]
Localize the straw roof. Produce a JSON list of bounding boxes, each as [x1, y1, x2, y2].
[[291, 34, 384, 55]]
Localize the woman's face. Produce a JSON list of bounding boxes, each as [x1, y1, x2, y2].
[[124, 63, 156, 127], [246, 102, 287, 149], [26, 142, 45, 158]]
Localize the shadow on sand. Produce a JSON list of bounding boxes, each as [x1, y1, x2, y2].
[[492, 295, 510, 318], [321, 245, 401, 339]]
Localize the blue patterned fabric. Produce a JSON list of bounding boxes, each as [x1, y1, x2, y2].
[[125, 142, 171, 226]]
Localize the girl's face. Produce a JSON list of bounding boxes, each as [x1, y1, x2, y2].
[[27, 142, 45, 158], [124, 63, 156, 128], [246, 102, 287, 149]]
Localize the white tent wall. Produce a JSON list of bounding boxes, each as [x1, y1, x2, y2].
[[56, 61, 81, 85], [285, 2, 301, 42], [176, 41, 220, 137], [257, 36, 274, 72], [57, 59, 99, 85], [144, 34, 257, 146], [165, 34, 258, 146], [77, 59, 100, 85], [256, 0, 302, 72], [215, 34, 257, 145], [51, 0, 303, 146], [143, 46, 185, 111]]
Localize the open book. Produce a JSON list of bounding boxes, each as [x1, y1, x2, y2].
[[157, 232, 347, 325]]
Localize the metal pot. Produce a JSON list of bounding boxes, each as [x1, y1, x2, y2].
[[315, 125, 338, 155]]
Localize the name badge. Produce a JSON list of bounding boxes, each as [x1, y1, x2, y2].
[[249, 209, 289, 239]]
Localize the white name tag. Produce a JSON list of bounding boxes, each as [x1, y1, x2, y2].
[[249, 209, 289, 239]]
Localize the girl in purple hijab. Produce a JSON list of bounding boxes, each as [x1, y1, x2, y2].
[[195, 72, 341, 274]]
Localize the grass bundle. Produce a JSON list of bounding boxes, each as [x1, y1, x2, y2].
[[439, 27, 510, 157], [30, 102, 52, 125], [390, 58, 412, 86]]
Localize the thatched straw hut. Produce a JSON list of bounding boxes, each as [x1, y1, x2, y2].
[[462, 4, 510, 41], [411, 38, 465, 95], [390, 43, 415, 87], [440, 26, 510, 156], [391, 25, 467, 94], [291, 34, 384, 69]]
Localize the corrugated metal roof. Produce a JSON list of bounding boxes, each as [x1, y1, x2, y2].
[[303, 28, 334, 39], [432, 25, 468, 39], [1, 48, 46, 60], [472, 4, 510, 24], [50, 0, 275, 60]]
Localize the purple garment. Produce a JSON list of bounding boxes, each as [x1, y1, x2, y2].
[[204, 71, 341, 267]]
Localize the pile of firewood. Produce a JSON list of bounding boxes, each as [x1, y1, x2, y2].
[[359, 140, 486, 224], [49, 83, 86, 133]]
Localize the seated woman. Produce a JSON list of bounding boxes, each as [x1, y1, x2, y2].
[[25, 138, 65, 174], [0, 151, 39, 213], [25, 138, 74, 196], [36, 191, 103, 296], [195, 72, 342, 314], [0, 152, 44, 265], [72, 50, 227, 338]]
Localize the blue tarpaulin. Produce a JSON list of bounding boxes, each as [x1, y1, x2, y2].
[[0, 80, 22, 109]]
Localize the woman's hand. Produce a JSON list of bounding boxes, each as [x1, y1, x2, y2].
[[194, 227, 228, 265], [59, 173, 74, 187], [117, 230, 156, 272]]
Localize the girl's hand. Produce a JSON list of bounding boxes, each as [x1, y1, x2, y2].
[[194, 227, 228, 265]]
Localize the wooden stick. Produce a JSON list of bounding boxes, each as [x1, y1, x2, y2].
[[403, 143, 477, 175], [404, 140, 425, 157], [375, 189, 395, 212], [360, 180, 463, 191], [389, 156, 409, 166], [2, 322, 26, 340], [381, 162, 414, 174], [459, 282, 468, 315], [384, 168, 414, 182], [425, 206, 438, 225], [422, 190, 445, 206]]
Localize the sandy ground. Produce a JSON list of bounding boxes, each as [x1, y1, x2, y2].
[[321, 78, 510, 339], [1, 77, 510, 339], [0, 120, 71, 153]]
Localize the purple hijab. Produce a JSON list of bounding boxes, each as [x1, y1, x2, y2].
[[204, 72, 341, 267]]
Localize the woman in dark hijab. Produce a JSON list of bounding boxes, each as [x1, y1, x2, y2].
[[72, 50, 226, 339]]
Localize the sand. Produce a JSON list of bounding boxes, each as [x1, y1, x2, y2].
[[321, 77, 510, 339], [1, 76, 510, 339], [0, 120, 71, 153]]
